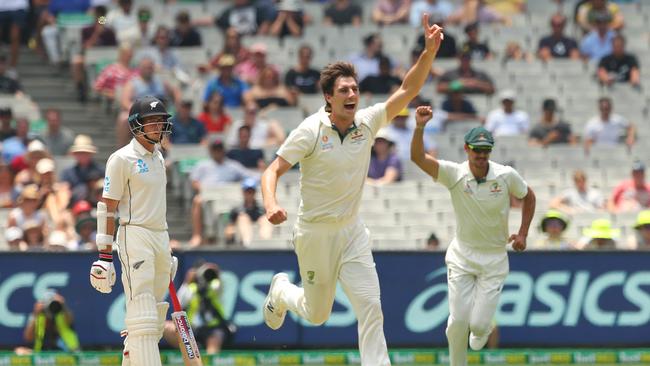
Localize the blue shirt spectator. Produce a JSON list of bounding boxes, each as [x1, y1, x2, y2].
[[170, 102, 207, 144], [203, 70, 249, 108], [409, 0, 454, 28], [48, 0, 90, 15], [579, 14, 615, 62]]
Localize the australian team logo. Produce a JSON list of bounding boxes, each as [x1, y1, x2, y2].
[[350, 129, 366, 144], [490, 182, 502, 195]]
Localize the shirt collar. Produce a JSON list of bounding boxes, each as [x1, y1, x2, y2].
[[318, 106, 357, 130], [131, 138, 155, 156], [462, 160, 496, 182]]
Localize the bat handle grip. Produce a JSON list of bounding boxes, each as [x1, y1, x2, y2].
[[168, 280, 182, 312]]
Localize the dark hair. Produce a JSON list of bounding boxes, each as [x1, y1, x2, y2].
[[320, 62, 357, 112], [598, 96, 612, 106], [613, 34, 626, 44], [378, 55, 391, 68], [176, 11, 190, 24], [45, 107, 61, 117], [238, 125, 251, 134], [363, 33, 379, 47], [95, 5, 108, 17], [464, 22, 479, 34]]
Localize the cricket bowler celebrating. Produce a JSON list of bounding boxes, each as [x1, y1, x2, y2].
[[260, 14, 443, 366], [410, 110, 536, 366], [90, 96, 177, 366]]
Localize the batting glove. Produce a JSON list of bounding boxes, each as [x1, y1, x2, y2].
[[90, 252, 116, 294], [170, 255, 178, 281]]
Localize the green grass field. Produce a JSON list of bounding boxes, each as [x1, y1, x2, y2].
[[2, 348, 650, 366]]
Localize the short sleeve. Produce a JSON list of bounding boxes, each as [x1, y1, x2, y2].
[[357, 103, 388, 137], [276, 124, 316, 165], [102, 155, 127, 201], [435, 160, 462, 189], [505, 167, 528, 199], [629, 55, 639, 68]]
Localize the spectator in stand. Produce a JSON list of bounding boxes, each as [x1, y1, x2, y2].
[[532, 210, 574, 250], [214, 0, 271, 36], [367, 128, 402, 185], [198, 92, 232, 133], [608, 161, 650, 213], [106, 0, 138, 45], [93, 44, 137, 103], [360, 56, 402, 95], [386, 108, 435, 162], [324, 0, 362, 26], [528, 98, 576, 147], [579, 11, 616, 63], [578, 218, 619, 249], [502, 41, 533, 64], [8, 184, 48, 237], [349, 33, 392, 83], [372, 0, 411, 26], [36, 158, 71, 235], [137, 26, 181, 72], [72, 5, 117, 102], [426, 233, 440, 250], [447, 0, 507, 25], [170, 101, 207, 145], [243, 66, 296, 109], [285, 45, 321, 95], [226, 126, 266, 172], [0, 108, 15, 141], [132, 6, 157, 48], [550, 170, 605, 214], [437, 52, 495, 95], [226, 105, 286, 149], [576, 0, 624, 33], [118, 57, 180, 145], [583, 97, 634, 152], [5, 226, 25, 250], [189, 139, 253, 246], [171, 11, 202, 47], [41, 0, 91, 65], [441, 88, 480, 123], [209, 27, 250, 70], [0, 161, 17, 208], [224, 178, 272, 246], [270, 0, 306, 39], [416, 18, 457, 58], [13, 140, 48, 187], [236, 43, 279, 86], [3, 119, 32, 167], [628, 210, 650, 250], [0, 54, 21, 95], [537, 14, 580, 62], [597, 34, 640, 88], [485, 89, 529, 136], [409, 0, 454, 28], [60, 135, 104, 205], [0, 0, 27, 74], [204, 55, 249, 108], [38, 108, 75, 156], [461, 22, 491, 60]]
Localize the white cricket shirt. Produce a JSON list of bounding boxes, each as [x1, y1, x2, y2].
[[103, 139, 167, 231], [436, 160, 528, 250], [277, 103, 387, 223]]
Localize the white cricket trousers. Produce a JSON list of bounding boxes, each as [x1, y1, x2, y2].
[[116, 225, 172, 366], [278, 218, 391, 366], [445, 239, 508, 366]]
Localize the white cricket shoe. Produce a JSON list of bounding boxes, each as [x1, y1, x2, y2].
[[469, 329, 491, 351], [263, 273, 289, 330]]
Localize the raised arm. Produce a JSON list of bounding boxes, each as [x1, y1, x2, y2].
[[261, 156, 292, 224], [410, 106, 440, 179], [385, 14, 443, 120]]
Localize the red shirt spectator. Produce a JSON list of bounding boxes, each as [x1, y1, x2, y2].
[[609, 161, 650, 213], [198, 92, 232, 133]]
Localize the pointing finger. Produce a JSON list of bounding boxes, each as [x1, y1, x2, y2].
[[421, 13, 430, 31]]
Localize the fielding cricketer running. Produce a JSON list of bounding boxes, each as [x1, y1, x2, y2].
[[260, 14, 443, 366], [410, 110, 536, 366], [89, 96, 177, 366]]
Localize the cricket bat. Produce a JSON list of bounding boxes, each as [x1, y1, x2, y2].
[[169, 281, 203, 366]]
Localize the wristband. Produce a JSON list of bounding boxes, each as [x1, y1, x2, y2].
[[96, 233, 113, 252], [98, 252, 113, 262]]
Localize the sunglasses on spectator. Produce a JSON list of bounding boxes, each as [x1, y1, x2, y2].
[[468, 145, 492, 154]]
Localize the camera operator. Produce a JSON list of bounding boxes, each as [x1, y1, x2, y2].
[[164, 262, 236, 354], [23, 291, 80, 352]]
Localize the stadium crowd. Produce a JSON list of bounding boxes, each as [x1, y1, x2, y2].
[[0, 0, 648, 251]]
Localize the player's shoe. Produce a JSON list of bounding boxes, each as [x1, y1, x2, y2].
[[469, 328, 492, 351], [263, 272, 289, 330]]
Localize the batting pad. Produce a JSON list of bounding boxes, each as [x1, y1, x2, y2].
[[125, 294, 162, 366]]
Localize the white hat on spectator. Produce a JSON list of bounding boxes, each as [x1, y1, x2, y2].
[[277, 0, 303, 12], [36, 158, 55, 175], [374, 128, 395, 145], [69, 134, 97, 154], [5, 227, 23, 242], [27, 140, 47, 153], [499, 89, 516, 101], [48, 230, 69, 249]]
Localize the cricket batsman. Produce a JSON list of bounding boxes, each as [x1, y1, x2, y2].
[[89, 96, 177, 366], [410, 117, 536, 366]]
